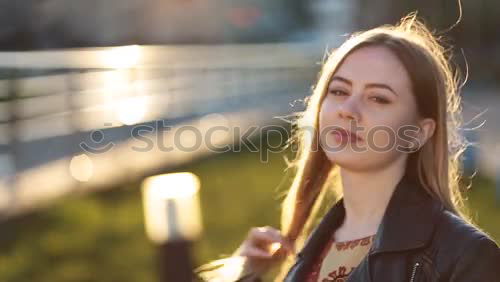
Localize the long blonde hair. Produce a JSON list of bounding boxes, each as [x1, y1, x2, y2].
[[274, 13, 474, 281]]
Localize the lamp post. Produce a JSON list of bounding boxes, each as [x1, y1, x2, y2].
[[142, 172, 202, 282], [496, 145, 500, 206]]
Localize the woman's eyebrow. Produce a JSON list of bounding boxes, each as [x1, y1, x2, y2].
[[365, 83, 398, 97], [330, 76, 352, 85], [331, 76, 398, 97]]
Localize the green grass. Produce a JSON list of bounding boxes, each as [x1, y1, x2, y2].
[[0, 144, 498, 282], [462, 176, 500, 240]]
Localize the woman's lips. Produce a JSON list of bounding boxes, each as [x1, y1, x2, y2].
[[331, 128, 363, 143]]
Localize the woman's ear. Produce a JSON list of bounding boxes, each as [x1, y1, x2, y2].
[[416, 118, 436, 147]]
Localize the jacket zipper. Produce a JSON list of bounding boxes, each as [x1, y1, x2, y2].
[[409, 262, 420, 282]]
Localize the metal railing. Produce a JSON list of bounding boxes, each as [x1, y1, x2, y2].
[[0, 43, 322, 219]]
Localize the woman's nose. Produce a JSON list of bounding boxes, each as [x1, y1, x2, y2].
[[337, 98, 361, 121]]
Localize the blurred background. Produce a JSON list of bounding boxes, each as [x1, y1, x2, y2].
[[0, 0, 499, 281]]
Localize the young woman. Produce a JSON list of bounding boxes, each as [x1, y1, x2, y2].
[[196, 14, 500, 282]]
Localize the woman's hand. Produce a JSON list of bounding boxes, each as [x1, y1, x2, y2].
[[232, 226, 296, 277]]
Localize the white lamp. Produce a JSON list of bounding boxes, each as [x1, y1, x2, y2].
[[141, 172, 202, 282], [142, 172, 202, 243]]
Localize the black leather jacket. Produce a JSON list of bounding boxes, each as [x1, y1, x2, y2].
[[282, 173, 500, 282]]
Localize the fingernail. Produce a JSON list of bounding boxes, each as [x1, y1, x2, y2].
[[269, 242, 281, 255]]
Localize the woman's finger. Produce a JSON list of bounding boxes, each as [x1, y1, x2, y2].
[[248, 227, 295, 254], [240, 246, 273, 259]]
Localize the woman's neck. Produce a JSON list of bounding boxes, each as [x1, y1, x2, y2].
[[336, 156, 407, 240]]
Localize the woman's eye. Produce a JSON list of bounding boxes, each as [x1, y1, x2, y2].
[[370, 96, 390, 104], [329, 89, 348, 96]]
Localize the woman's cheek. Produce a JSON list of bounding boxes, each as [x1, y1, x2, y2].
[[367, 124, 399, 153], [319, 103, 336, 130]]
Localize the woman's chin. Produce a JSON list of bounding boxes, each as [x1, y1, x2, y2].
[[325, 151, 366, 168], [324, 150, 388, 172]]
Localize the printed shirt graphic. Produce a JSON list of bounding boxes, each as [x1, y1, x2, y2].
[[305, 234, 376, 282]]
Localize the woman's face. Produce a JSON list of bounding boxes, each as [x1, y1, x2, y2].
[[319, 46, 435, 172]]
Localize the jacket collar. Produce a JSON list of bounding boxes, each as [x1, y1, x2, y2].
[[370, 172, 444, 254], [296, 171, 443, 263]]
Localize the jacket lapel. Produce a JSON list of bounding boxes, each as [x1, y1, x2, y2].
[[286, 172, 444, 281], [370, 173, 443, 255], [348, 173, 444, 281], [285, 198, 345, 281]]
